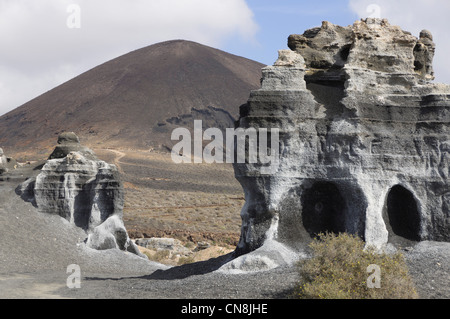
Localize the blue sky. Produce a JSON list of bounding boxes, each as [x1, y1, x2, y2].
[[226, 0, 359, 65], [0, 0, 449, 116]]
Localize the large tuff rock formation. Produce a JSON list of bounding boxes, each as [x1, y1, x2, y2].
[[17, 133, 143, 256], [233, 19, 450, 261]]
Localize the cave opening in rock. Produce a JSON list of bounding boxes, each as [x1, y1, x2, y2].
[[386, 185, 421, 241], [301, 182, 346, 237], [339, 44, 351, 62]]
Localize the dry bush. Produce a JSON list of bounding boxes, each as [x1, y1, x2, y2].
[[295, 232, 418, 299], [142, 250, 171, 263], [177, 256, 196, 265]]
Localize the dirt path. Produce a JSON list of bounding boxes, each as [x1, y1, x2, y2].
[[103, 149, 126, 174], [98, 149, 171, 181]]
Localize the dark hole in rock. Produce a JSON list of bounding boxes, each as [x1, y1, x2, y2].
[[386, 185, 421, 241], [414, 60, 424, 71], [74, 190, 92, 230], [302, 182, 346, 237], [339, 44, 351, 62]]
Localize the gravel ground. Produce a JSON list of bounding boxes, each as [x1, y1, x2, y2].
[[0, 167, 448, 301]]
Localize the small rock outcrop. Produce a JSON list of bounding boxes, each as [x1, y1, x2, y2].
[[233, 19, 450, 266], [48, 132, 96, 160], [0, 148, 17, 175], [17, 133, 143, 257], [136, 237, 192, 256], [0, 148, 7, 174]]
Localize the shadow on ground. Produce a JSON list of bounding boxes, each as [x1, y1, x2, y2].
[[84, 252, 235, 282], [146, 252, 235, 280]]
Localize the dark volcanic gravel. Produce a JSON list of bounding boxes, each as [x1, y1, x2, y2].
[[0, 166, 448, 300]]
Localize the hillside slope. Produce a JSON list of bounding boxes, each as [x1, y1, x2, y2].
[[0, 40, 265, 157]]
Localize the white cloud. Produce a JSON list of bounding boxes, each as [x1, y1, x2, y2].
[[0, 0, 258, 115], [348, 0, 450, 84]]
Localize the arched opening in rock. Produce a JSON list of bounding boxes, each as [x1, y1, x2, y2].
[[386, 185, 421, 241], [301, 182, 346, 237], [339, 44, 351, 62]]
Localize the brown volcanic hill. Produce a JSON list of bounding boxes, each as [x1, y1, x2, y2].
[[0, 40, 265, 158]]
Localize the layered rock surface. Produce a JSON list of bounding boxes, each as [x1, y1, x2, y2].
[[233, 19, 450, 262], [17, 133, 143, 256]]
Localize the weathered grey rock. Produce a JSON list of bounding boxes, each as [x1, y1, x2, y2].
[[85, 215, 144, 257], [48, 131, 96, 160], [0, 148, 7, 174], [0, 148, 17, 174], [17, 133, 144, 257], [194, 241, 211, 251], [288, 19, 435, 82], [288, 21, 353, 71], [219, 239, 303, 274], [34, 151, 124, 231], [15, 177, 36, 203], [273, 49, 305, 68], [414, 30, 436, 81], [135, 237, 191, 255], [233, 19, 450, 263]]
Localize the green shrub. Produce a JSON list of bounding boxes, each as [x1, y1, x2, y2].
[[295, 232, 418, 299]]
